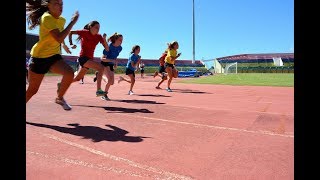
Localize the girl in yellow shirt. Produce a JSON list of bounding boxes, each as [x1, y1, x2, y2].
[[26, 0, 79, 110], [164, 41, 181, 92]]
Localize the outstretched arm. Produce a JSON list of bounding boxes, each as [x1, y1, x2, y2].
[[49, 11, 79, 43], [68, 30, 79, 49]]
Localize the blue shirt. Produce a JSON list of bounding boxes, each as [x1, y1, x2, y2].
[[126, 53, 140, 71], [102, 43, 122, 65]]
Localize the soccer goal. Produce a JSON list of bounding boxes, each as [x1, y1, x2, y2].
[[272, 57, 284, 66], [224, 62, 238, 74]]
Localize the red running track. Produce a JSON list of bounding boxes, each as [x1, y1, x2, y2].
[[26, 74, 294, 180]]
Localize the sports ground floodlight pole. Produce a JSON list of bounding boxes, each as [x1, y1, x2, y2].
[[192, 0, 195, 64]]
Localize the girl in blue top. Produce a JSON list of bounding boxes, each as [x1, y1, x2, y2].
[[100, 32, 123, 100], [118, 45, 141, 95]]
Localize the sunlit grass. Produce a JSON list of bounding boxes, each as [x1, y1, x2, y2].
[[178, 73, 294, 87]]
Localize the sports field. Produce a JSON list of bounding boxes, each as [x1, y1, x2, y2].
[[179, 73, 294, 87]]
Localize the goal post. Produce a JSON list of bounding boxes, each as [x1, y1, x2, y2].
[[224, 62, 238, 74], [272, 57, 284, 66]]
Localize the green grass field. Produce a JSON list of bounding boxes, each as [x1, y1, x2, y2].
[[178, 73, 294, 87]]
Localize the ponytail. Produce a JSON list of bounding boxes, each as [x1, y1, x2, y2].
[[167, 41, 178, 50], [108, 32, 123, 43], [26, 0, 50, 30]]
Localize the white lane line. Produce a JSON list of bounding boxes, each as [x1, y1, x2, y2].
[[41, 133, 194, 180], [117, 114, 294, 138], [167, 103, 293, 116], [27, 151, 145, 178]]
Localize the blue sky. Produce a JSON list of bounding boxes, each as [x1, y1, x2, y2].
[[26, 0, 294, 61]]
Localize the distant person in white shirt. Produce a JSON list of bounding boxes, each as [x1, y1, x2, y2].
[[139, 61, 145, 78]]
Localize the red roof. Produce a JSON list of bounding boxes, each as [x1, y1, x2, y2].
[[217, 53, 294, 60]]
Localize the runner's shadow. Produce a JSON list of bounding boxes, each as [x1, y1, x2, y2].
[[172, 89, 212, 94], [72, 105, 154, 113], [26, 122, 150, 143], [136, 94, 171, 97], [113, 99, 165, 104]]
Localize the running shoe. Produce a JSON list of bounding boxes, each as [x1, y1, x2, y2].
[[128, 90, 134, 95], [166, 88, 173, 92], [101, 94, 111, 101], [55, 97, 72, 110], [96, 89, 105, 97]]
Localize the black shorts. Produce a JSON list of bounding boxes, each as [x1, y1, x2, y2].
[[77, 56, 90, 69], [165, 63, 174, 69], [29, 54, 62, 74], [159, 65, 166, 73], [140, 69, 145, 73], [101, 62, 114, 71], [125, 68, 135, 77]]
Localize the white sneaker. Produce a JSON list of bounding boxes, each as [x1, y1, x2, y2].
[[101, 94, 111, 101], [55, 98, 72, 110], [128, 90, 134, 95], [166, 88, 173, 92]]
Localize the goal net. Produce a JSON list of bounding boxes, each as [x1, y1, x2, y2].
[[224, 62, 238, 74], [272, 57, 284, 66]]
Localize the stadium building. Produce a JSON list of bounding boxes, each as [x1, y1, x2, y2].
[[202, 53, 294, 73]]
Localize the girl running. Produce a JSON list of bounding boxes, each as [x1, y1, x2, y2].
[[164, 41, 181, 92], [26, 0, 79, 110], [154, 50, 168, 89], [118, 45, 141, 95], [100, 32, 123, 100], [67, 21, 109, 96]]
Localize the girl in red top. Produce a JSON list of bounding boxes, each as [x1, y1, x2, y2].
[[154, 50, 168, 89], [67, 20, 109, 96]]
